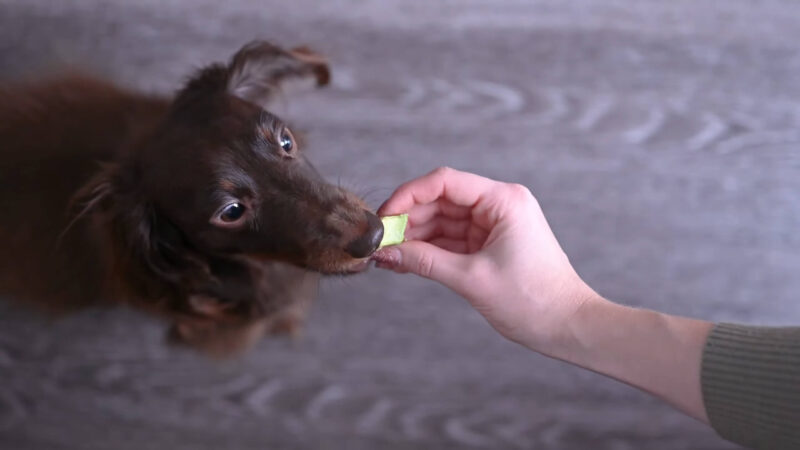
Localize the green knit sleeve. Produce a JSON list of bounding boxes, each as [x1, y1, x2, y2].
[[701, 323, 800, 449]]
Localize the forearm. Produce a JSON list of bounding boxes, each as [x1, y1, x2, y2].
[[536, 295, 713, 422]]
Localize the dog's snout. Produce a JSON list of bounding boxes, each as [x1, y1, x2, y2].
[[345, 211, 384, 258]]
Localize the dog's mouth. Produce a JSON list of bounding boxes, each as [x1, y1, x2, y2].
[[343, 258, 371, 274], [241, 207, 383, 276], [244, 251, 373, 275], [308, 255, 373, 275]]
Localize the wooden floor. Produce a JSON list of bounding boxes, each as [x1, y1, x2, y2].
[[3, 1, 800, 448]]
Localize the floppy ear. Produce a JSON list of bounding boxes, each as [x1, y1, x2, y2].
[[70, 163, 204, 299], [175, 41, 329, 110], [225, 41, 330, 106]]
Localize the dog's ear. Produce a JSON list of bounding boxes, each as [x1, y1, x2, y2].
[[71, 163, 204, 298], [176, 41, 329, 110], [225, 41, 330, 106]]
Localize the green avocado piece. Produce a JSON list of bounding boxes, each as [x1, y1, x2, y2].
[[378, 214, 408, 248]]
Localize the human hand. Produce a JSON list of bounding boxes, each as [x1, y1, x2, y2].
[[374, 167, 599, 351]]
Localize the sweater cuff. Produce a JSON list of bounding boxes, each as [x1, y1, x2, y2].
[[701, 323, 800, 449]]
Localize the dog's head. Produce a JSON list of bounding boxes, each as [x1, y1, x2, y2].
[[140, 42, 383, 274], [77, 42, 382, 353]]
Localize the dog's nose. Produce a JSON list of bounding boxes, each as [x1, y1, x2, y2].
[[345, 211, 384, 258]]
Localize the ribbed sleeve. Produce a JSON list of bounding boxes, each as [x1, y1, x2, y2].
[[701, 323, 800, 449]]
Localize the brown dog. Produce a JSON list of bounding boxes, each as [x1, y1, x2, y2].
[[0, 41, 383, 355]]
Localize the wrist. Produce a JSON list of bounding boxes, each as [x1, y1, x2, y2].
[[535, 289, 611, 360], [540, 296, 713, 422], [515, 283, 607, 358]]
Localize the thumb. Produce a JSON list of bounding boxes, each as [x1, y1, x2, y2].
[[373, 241, 468, 289]]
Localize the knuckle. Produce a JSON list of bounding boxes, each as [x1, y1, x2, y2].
[[415, 252, 435, 278], [507, 183, 532, 199], [432, 166, 454, 178], [504, 183, 535, 205]]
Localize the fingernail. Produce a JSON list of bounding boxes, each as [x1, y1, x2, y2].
[[371, 246, 401, 270]]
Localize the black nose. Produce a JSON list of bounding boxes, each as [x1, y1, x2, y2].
[[345, 211, 384, 258]]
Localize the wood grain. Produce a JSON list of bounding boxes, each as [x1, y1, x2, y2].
[[3, 0, 800, 448]]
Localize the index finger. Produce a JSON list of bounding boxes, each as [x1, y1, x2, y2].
[[378, 167, 498, 216]]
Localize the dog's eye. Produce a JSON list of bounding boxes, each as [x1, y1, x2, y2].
[[219, 203, 246, 222], [279, 130, 294, 153]]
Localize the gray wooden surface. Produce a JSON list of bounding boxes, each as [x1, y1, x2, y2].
[[2, 1, 800, 448]]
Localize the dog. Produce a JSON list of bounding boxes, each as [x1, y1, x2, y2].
[[0, 41, 384, 355]]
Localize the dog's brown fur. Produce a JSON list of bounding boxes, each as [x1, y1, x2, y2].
[[0, 42, 383, 356]]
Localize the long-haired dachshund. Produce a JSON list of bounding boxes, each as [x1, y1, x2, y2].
[[0, 41, 384, 355]]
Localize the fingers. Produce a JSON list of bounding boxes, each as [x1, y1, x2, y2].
[[429, 237, 469, 254], [405, 216, 471, 241], [405, 199, 472, 225], [467, 225, 490, 252], [372, 241, 469, 288], [378, 167, 498, 216], [404, 217, 489, 252]]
